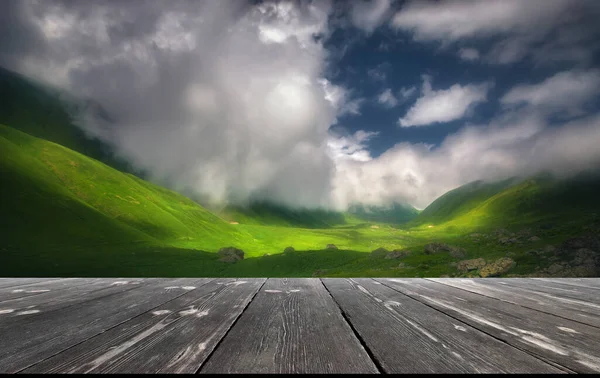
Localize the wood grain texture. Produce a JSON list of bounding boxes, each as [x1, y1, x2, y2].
[[322, 278, 562, 374], [0, 278, 213, 373], [0, 278, 66, 290], [23, 278, 265, 374], [535, 278, 600, 290], [199, 278, 379, 374], [0, 278, 148, 323], [0, 278, 107, 302], [377, 278, 600, 373], [477, 278, 600, 305], [428, 278, 600, 328]]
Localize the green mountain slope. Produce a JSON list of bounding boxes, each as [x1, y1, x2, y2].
[[414, 173, 600, 230], [347, 202, 420, 224], [0, 66, 135, 174], [0, 124, 249, 254]]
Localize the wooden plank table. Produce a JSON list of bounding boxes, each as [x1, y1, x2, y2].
[[0, 278, 598, 374]]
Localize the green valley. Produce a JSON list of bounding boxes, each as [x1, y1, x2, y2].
[[1, 67, 599, 278]]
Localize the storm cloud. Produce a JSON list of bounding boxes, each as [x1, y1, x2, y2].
[[2, 0, 600, 211]]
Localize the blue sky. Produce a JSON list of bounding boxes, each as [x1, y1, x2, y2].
[[1, 0, 600, 209]]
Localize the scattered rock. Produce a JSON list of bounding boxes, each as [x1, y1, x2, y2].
[[326, 244, 338, 250], [479, 258, 516, 278], [449, 248, 466, 259], [528, 236, 541, 242], [262, 253, 270, 257], [448, 262, 458, 267], [371, 247, 389, 258], [469, 233, 482, 238], [283, 246, 295, 255], [229, 221, 239, 225], [370, 225, 380, 229], [397, 262, 406, 269], [312, 269, 328, 277], [385, 249, 411, 259], [499, 237, 519, 245], [218, 247, 244, 263], [424, 243, 465, 258], [457, 258, 486, 273], [547, 263, 565, 274], [543, 245, 556, 253]]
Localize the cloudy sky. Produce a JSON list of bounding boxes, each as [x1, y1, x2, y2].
[[2, 0, 600, 210]]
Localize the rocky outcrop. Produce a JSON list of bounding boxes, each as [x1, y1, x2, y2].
[[218, 247, 244, 263], [479, 258, 516, 278], [385, 249, 411, 259], [371, 247, 389, 258], [457, 258, 486, 272], [424, 243, 465, 258], [326, 244, 338, 250]]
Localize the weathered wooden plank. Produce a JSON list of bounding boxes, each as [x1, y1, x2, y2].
[[322, 278, 562, 374], [0, 278, 148, 320], [0, 278, 213, 373], [428, 278, 600, 328], [377, 278, 600, 373], [481, 278, 600, 305], [0, 278, 66, 290], [0, 278, 102, 302], [23, 278, 265, 374], [199, 278, 379, 374], [535, 278, 600, 290]]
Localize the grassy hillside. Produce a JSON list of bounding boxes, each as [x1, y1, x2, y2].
[[0, 66, 136, 174], [217, 201, 350, 228], [414, 173, 600, 232], [0, 124, 251, 252], [347, 202, 420, 224]]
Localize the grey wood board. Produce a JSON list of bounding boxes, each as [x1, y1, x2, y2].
[[0, 278, 213, 373], [0, 278, 149, 321], [199, 278, 380, 374], [321, 278, 562, 374], [480, 278, 600, 305], [428, 278, 600, 328], [23, 278, 265, 374], [0, 278, 104, 302], [0, 278, 67, 290], [377, 278, 600, 373], [535, 278, 600, 290]]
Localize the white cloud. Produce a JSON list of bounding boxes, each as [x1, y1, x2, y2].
[[332, 111, 600, 209], [377, 88, 398, 108], [398, 75, 492, 127], [349, 0, 392, 33], [458, 48, 479, 61], [391, 0, 600, 65], [367, 62, 390, 82], [501, 70, 600, 116], [327, 129, 378, 163], [4, 0, 346, 209], [399, 86, 416, 100]]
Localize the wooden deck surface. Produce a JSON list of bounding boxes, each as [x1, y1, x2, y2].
[[0, 278, 598, 374]]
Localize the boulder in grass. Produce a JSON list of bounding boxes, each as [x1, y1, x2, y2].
[[479, 258, 516, 278], [424, 243, 465, 258], [385, 249, 411, 259], [218, 247, 244, 263], [283, 246, 295, 255], [370, 247, 389, 258], [457, 258, 486, 272], [326, 244, 338, 250]]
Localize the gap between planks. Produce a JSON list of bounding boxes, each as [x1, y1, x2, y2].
[[319, 278, 385, 374], [14, 278, 217, 373], [375, 279, 576, 374]]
